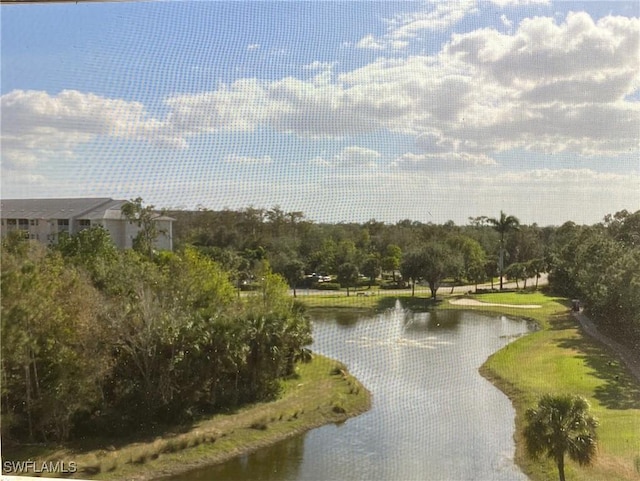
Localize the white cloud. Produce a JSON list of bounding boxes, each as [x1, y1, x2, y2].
[[356, 34, 385, 50], [500, 14, 513, 29], [3, 12, 638, 173], [1, 89, 184, 170], [388, 1, 478, 38], [393, 151, 497, 170], [487, 0, 550, 6], [357, 0, 477, 51], [335, 146, 381, 167], [224, 154, 273, 165]]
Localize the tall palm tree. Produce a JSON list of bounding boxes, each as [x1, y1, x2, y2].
[[524, 394, 598, 481], [487, 211, 520, 289]]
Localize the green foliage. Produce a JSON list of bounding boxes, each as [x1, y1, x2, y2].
[[121, 197, 164, 257], [401, 242, 462, 298], [1, 230, 312, 442], [336, 262, 359, 296], [524, 394, 598, 481], [547, 211, 640, 350], [487, 211, 521, 289]]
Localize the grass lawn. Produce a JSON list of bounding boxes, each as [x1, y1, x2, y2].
[[4, 355, 370, 480], [474, 293, 640, 481]]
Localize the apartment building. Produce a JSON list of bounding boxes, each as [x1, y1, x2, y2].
[[0, 198, 173, 251]]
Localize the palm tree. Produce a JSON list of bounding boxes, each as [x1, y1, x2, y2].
[[487, 211, 520, 289], [524, 394, 598, 481]]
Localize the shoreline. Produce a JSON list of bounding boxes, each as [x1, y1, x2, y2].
[[3, 355, 371, 481]]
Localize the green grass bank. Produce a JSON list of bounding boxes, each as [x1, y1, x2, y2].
[[4, 355, 370, 480], [449, 291, 640, 481]]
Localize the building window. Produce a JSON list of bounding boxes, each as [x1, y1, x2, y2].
[[57, 219, 70, 233], [6, 219, 16, 231], [78, 219, 91, 231], [18, 219, 29, 230], [29, 219, 39, 226]]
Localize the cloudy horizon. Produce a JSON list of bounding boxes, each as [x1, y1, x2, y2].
[[2, 1, 638, 226]]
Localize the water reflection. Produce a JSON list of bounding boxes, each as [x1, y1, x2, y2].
[[172, 433, 305, 481], [403, 309, 463, 332], [169, 302, 531, 481]]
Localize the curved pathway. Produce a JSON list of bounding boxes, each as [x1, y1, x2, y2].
[[449, 298, 542, 309], [572, 310, 640, 384]]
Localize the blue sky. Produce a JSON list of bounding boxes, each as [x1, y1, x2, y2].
[[2, 1, 638, 225]]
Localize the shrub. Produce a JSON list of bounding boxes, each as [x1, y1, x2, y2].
[[317, 282, 341, 290]]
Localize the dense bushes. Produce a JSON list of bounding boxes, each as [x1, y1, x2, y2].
[[1, 229, 311, 442]]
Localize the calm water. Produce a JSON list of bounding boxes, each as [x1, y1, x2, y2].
[[169, 302, 532, 481]]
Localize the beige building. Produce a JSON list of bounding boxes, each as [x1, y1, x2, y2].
[[0, 198, 174, 251]]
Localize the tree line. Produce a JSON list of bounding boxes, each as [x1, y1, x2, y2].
[[546, 209, 640, 352], [171, 205, 639, 349], [2, 201, 637, 443], [169, 207, 550, 298], [1, 226, 311, 443]]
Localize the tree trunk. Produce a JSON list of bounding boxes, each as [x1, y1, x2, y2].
[[557, 455, 566, 481], [25, 363, 33, 441], [411, 281, 415, 297], [293, 286, 297, 298]]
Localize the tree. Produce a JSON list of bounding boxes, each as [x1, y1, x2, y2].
[[282, 260, 305, 297], [121, 197, 165, 257], [400, 243, 461, 299], [381, 244, 402, 281], [527, 258, 547, 289], [447, 235, 486, 287], [360, 255, 381, 288], [420, 242, 462, 300], [487, 211, 520, 290], [337, 262, 359, 296], [505, 262, 527, 289], [524, 394, 598, 481], [400, 250, 424, 297]]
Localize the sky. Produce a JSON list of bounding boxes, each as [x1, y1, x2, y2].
[[1, 0, 639, 226]]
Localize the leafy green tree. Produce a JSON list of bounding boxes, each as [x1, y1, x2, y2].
[[337, 262, 359, 296], [505, 262, 527, 289], [447, 235, 486, 286], [55, 225, 118, 287], [524, 394, 598, 481], [487, 211, 520, 290], [401, 250, 424, 297], [360, 255, 381, 287], [1, 245, 108, 441], [282, 259, 305, 297], [381, 244, 402, 281], [121, 197, 165, 257], [420, 242, 463, 300], [527, 258, 547, 289]]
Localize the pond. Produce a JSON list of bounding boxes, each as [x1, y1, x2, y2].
[[169, 302, 533, 480]]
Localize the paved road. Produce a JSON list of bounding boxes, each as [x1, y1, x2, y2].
[[291, 273, 548, 297]]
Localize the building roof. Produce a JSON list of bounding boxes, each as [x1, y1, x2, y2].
[[1, 198, 174, 221], [1, 198, 114, 220]]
